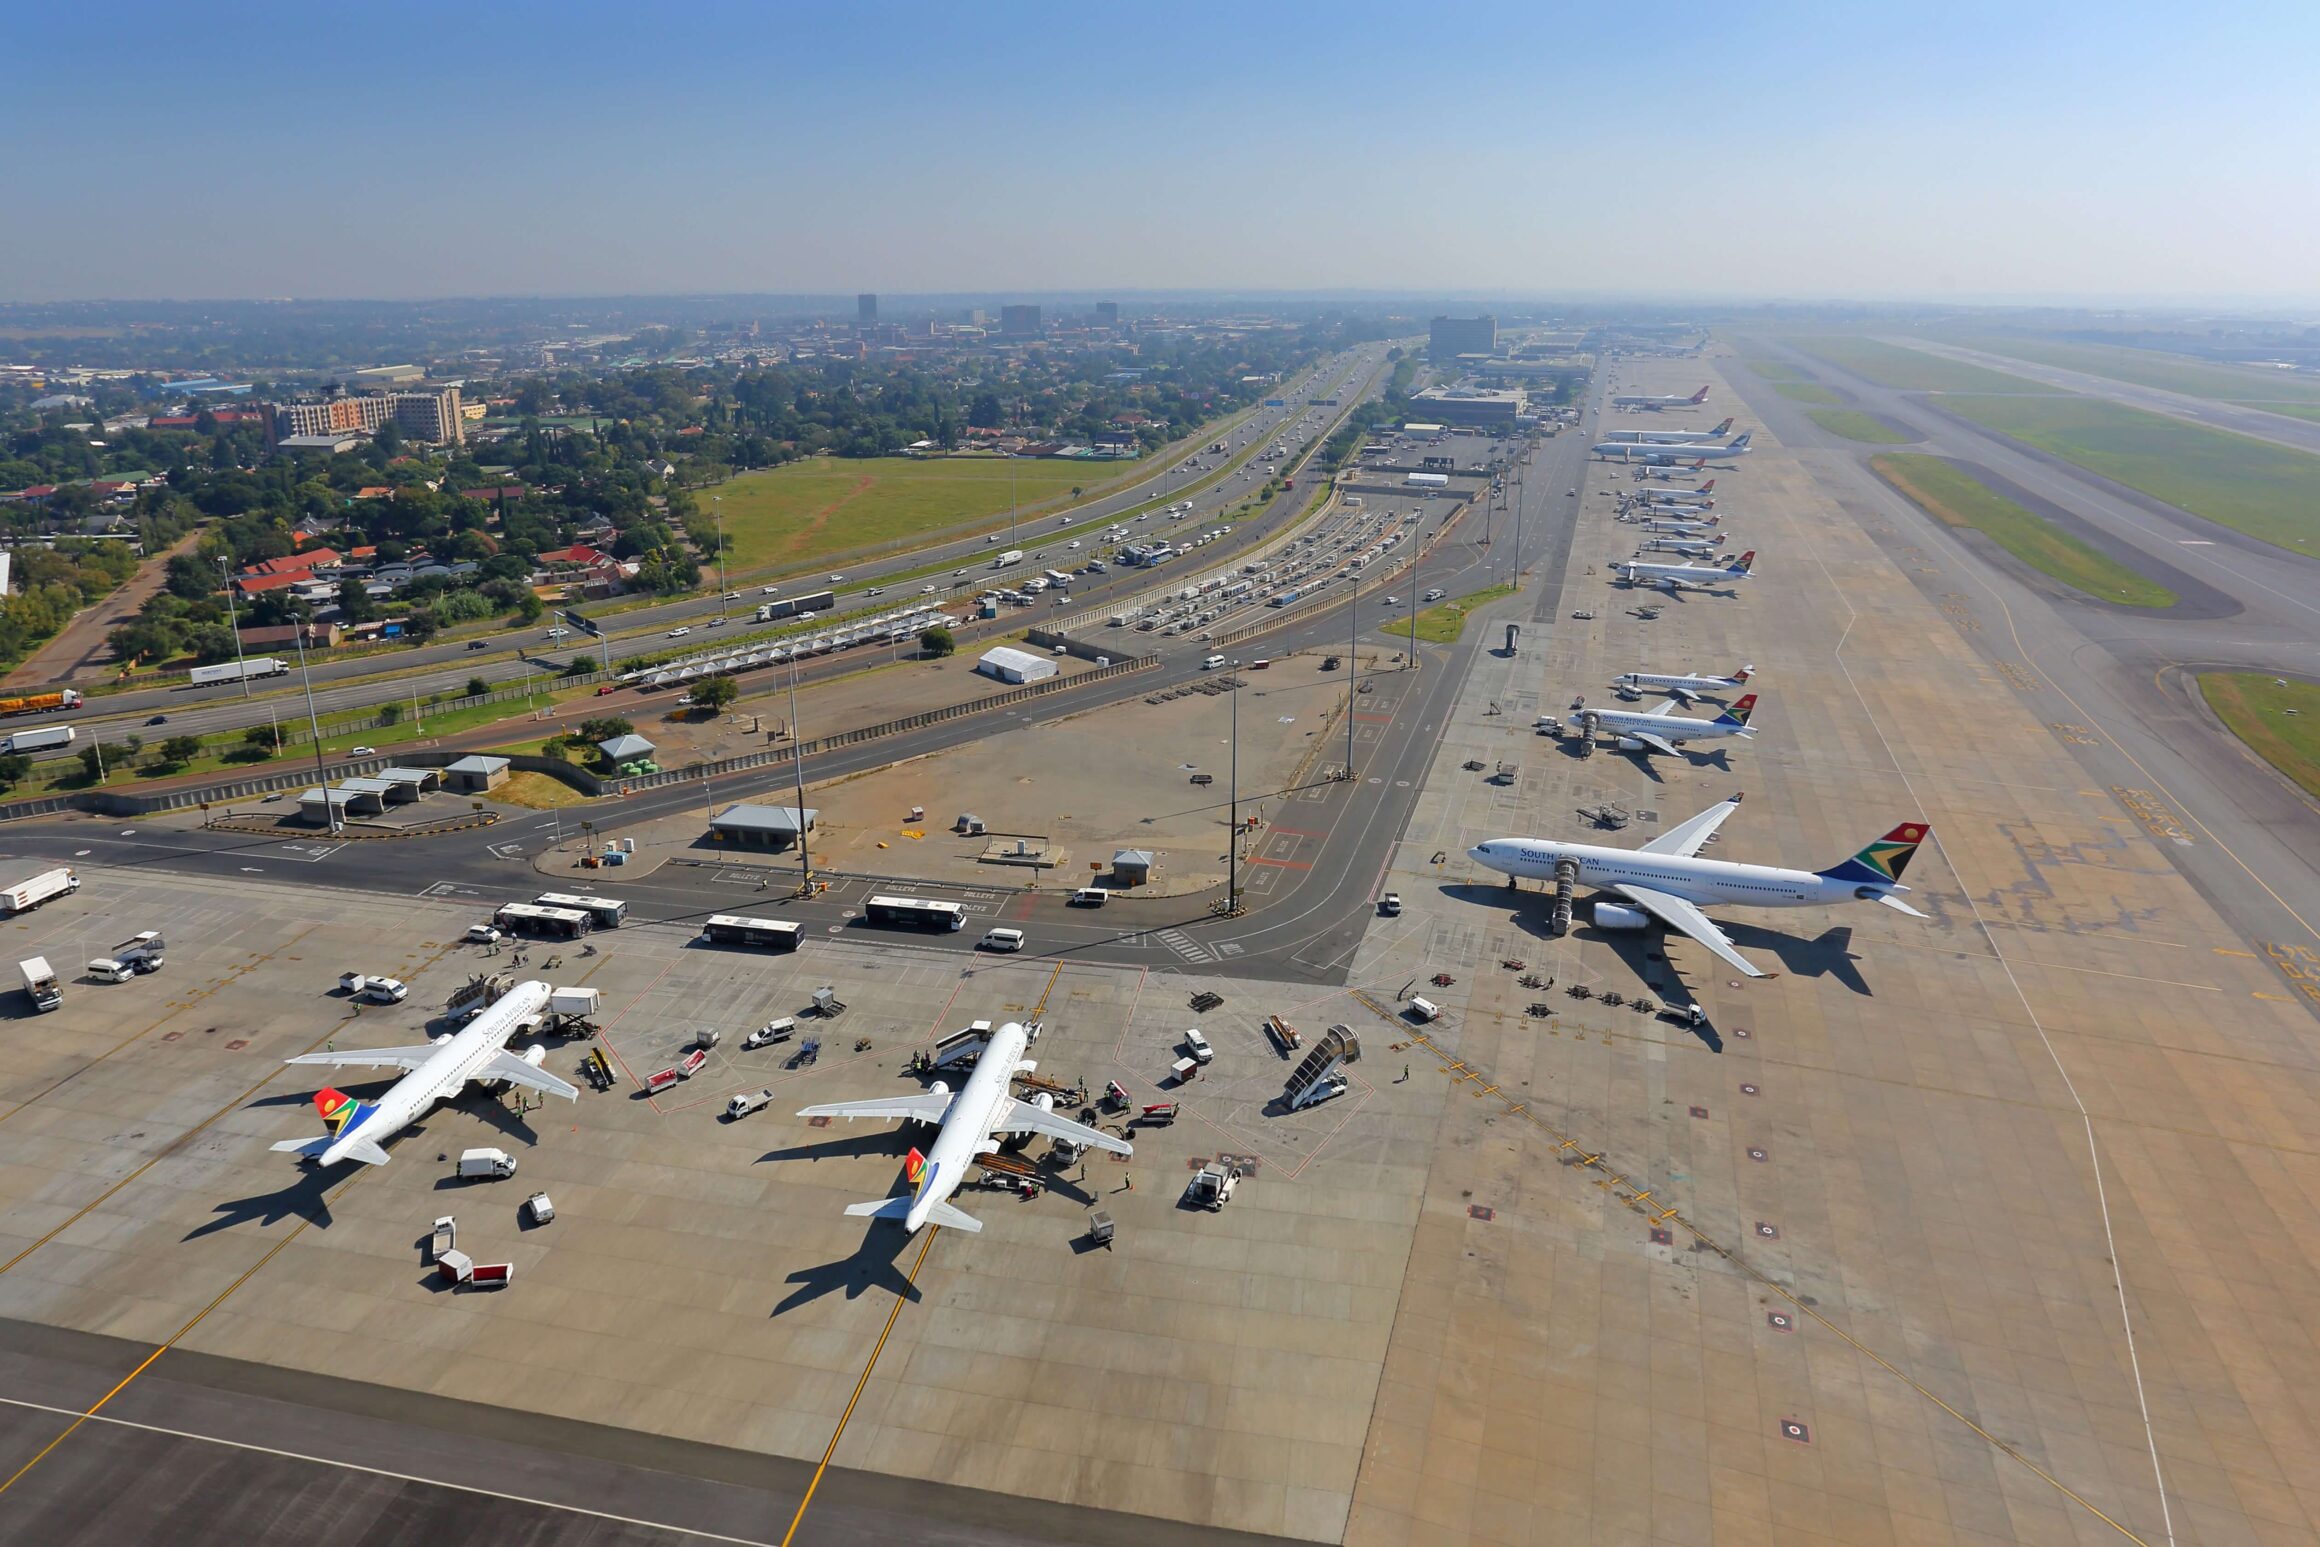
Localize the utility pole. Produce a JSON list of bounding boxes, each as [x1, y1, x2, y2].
[[1225, 659, 1241, 914], [217, 555, 252, 697], [292, 624, 337, 835], [787, 612, 816, 896], [1406, 543, 1419, 669]]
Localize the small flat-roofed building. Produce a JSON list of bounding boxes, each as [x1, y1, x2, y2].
[[338, 777, 398, 810], [977, 645, 1058, 685], [709, 803, 818, 850], [374, 766, 441, 800], [1111, 849, 1156, 887], [443, 754, 510, 793], [1405, 472, 1451, 489], [297, 786, 365, 823]]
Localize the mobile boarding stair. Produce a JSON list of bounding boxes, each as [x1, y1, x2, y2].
[[1281, 1023, 1360, 1111]]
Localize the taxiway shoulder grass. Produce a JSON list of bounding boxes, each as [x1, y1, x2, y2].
[[1809, 409, 1914, 444], [1938, 394, 2320, 555], [1742, 357, 1808, 382], [1404, 584, 1514, 645], [1783, 336, 2053, 394], [1773, 382, 1842, 405], [2198, 673, 2320, 801], [707, 457, 1100, 574], [1944, 335, 2320, 415], [1872, 454, 2177, 608]]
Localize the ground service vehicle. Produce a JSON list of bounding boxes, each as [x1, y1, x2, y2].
[[457, 1148, 517, 1180], [189, 657, 289, 687], [0, 689, 83, 718], [87, 932, 165, 982], [866, 895, 968, 932], [701, 915, 803, 950], [19, 957, 60, 1012], [1183, 1028, 1214, 1063], [726, 1089, 774, 1120], [0, 724, 75, 755], [978, 927, 1026, 952], [340, 973, 408, 1003], [495, 902, 592, 938], [1, 867, 79, 914]]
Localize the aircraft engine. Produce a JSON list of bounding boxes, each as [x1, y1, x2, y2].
[[929, 1080, 950, 1099], [1591, 901, 1650, 930], [1034, 1092, 1055, 1112], [521, 1044, 547, 1068], [1615, 737, 1645, 752]]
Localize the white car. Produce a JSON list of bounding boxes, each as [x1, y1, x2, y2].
[[1067, 539, 1081, 549], [545, 626, 569, 639], [827, 573, 844, 583], [921, 584, 937, 594], [978, 927, 1026, 952], [466, 924, 502, 944], [667, 626, 690, 638], [726, 591, 743, 600], [349, 745, 377, 757], [761, 584, 780, 594], [865, 586, 883, 597], [1183, 1028, 1214, 1063], [952, 568, 969, 577]]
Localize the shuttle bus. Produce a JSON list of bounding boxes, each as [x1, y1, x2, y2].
[[534, 892, 628, 928], [863, 894, 968, 932], [701, 915, 804, 951], [495, 902, 593, 939]]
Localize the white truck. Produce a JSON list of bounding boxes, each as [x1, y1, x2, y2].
[[457, 1148, 517, 1181], [0, 724, 75, 755], [1, 867, 79, 915], [991, 549, 1024, 570], [188, 657, 289, 687], [19, 956, 61, 1013], [340, 972, 409, 1003], [87, 931, 166, 982]]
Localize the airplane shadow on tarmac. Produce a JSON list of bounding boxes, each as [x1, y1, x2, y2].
[[770, 1209, 924, 1316], [186, 1165, 342, 1240]]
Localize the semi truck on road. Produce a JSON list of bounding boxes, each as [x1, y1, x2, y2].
[[0, 689, 83, 718], [189, 657, 289, 687], [0, 724, 75, 755]]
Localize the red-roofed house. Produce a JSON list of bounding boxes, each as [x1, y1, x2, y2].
[[231, 572, 309, 597], [537, 544, 611, 570], [461, 484, 526, 502], [354, 485, 392, 499]]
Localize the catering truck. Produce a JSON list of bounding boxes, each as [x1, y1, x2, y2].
[[188, 657, 289, 687], [19, 957, 61, 1013], [1, 867, 79, 915], [0, 724, 74, 755], [0, 688, 83, 718]]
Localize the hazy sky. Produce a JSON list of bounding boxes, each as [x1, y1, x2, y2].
[[6, 0, 2311, 304]]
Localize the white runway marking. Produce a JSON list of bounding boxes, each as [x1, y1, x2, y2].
[[0, 1393, 778, 1545]]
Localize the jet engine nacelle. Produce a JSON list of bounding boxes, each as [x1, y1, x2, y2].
[[1592, 901, 1650, 930], [928, 1080, 950, 1099], [1034, 1092, 1055, 1113], [1616, 736, 1645, 751], [521, 1044, 546, 1068]]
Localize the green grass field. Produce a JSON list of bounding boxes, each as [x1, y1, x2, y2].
[[706, 457, 1104, 575], [1781, 336, 2055, 395], [2198, 673, 2320, 801], [1742, 358, 1808, 382], [1403, 584, 1514, 644], [1773, 382, 1843, 405], [1809, 409, 1915, 444], [1938, 394, 2320, 555], [1872, 454, 2177, 608], [1942, 335, 2320, 415]]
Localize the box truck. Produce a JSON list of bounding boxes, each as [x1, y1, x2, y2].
[[19, 957, 61, 1012], [1, 867, 79, 915], [0, 724, 75, 755]]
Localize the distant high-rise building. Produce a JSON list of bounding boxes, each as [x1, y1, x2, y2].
[[857, 293, 877, 326], [1095, 301, 1120, 328], [271, 386, 465, 447], [1429, 315, 1497, 360], [1000, 304, 1042, 338]]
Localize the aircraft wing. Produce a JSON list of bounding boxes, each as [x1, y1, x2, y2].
[[796, 1092, 954, 1123], [1610, 883, 1774, 980], [477, 1051, 579, 1102], [1626, 730, 1680, 757], [1639, 798, 1740, 859], [992, 1098, 1134, 1156], [283, 1045, 440, 1073], [1643, 697, 1679, 717]]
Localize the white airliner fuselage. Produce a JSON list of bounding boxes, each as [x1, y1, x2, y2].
[[800, 1020, 1131, 1233], [1618, 551, 1755, 589], [1603, 418, 1734, 444], [1612, 666, 1752, 701], [1572, 697, 1754, 753], [275, 980, 574, 1167], [1593, 434, 1753, 464]]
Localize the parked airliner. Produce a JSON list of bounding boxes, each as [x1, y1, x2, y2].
[[1617, 550, 1756, 590], [1612, 386, 1710, 410]]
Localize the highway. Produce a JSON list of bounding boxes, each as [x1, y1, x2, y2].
[[1721, 339, 2320, 994], [31, 349, 1393, 752], [0, 410, 1595, 986]]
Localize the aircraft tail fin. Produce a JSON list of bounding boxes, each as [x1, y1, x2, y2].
[[1729, 550, 1756, 574], [1710, 418, 1733, 435], [1715, 693, 1759, 727], [1818, 821, 1932, 887], [1731, 663, 1753, 683], [1728, 431, 1753, 450], [1690, 387, 1710, 403], [1699, 478, 1716, 493]]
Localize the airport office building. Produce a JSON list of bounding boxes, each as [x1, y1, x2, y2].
[[1429, 315, 1496, 360]]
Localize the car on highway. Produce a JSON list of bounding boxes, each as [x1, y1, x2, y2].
[[349, 745, 377, 757], [1383, 596, 1400, 607], [667, 626, 691, 638], [545, 627, 569, 639], [726, 591, 744, 600], [952, 568, 969, 577], [761, 584, 780, 594], [468, 638, 490, 650], [921, 584, 937, 594], [827, 574, 844, 583], [147, 714, 167, 725], [865, 586, 883, 597]]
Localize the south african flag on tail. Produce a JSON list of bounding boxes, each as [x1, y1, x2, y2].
[[1817, 822, 1930, 887]]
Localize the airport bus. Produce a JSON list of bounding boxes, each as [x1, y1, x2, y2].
[[495, 902, 593, 939], [700, 915, 804, 951], [534, 892, 628, 928], [863, 894, 968, 932]]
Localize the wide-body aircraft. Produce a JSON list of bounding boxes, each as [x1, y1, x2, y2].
[[1593, 433, 1753, 465], [1568, 693, 1758, 756], [1603, 417, 1736, 444], [1612, 386, 1710, 410], [1468, 796, 1931, 978]]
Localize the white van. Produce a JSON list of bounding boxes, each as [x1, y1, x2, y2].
[[1202, 655, 1226, 671], [1408, 996, 1442, 1023], [1070, 887, 1109, 907], [978, 927, 1026, 952]]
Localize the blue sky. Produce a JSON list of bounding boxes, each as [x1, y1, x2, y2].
[[4, 0, 2311, 303]]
